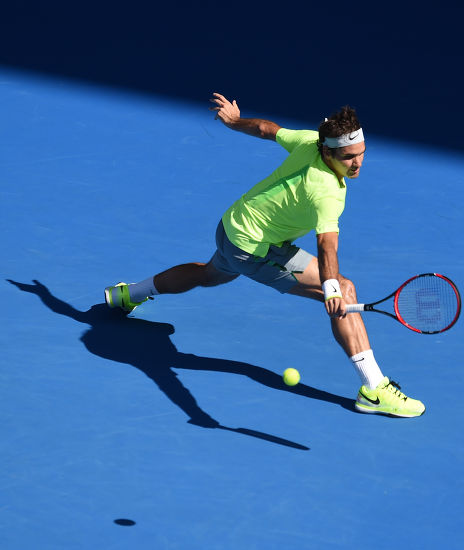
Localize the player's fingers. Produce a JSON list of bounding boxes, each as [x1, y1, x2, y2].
[[338, 299, 347, 318], [326, 298, 344, 319], [333, 310, 345, 319], [212, 94, 228, 106], [209, 99, 224, 109]]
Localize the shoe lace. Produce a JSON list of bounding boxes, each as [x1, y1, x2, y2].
[[387, 379, 407, 401]]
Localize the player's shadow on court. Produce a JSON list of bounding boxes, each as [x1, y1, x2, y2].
[[8, 279, 355, 451]]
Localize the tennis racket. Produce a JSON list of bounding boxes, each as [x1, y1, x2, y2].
[[345, 273, 461, 334]]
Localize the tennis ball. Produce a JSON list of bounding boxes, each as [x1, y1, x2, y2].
[[283, 367, 300, 386]]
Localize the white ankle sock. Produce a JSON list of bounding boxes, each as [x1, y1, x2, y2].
[[128, 277, 159, 302], [350, 349, 384, 389]]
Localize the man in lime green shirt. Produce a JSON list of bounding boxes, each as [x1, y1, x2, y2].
[[222, 127, 346, 258], [105, 93, 425, 418]]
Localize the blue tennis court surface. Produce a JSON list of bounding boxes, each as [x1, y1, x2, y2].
[[1, 68, 463, 549]]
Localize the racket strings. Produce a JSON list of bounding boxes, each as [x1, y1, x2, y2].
[[396, 275, 460, 333]]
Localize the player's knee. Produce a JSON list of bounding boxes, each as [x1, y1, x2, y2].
[[196, 263, 216, 286], [340, 277, 357, 303], [202, 262, 237, 287]]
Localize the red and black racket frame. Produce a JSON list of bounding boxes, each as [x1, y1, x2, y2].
[[365, 273, 461, 334]]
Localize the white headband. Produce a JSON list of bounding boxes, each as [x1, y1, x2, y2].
[[323, 128, 364, 149]]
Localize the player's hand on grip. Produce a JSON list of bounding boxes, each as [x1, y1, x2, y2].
[[209, 92, 240, 128], [325, 297, 347, 319]]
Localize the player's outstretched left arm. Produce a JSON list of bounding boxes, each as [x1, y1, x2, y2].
[[209, 92, 281, 141]]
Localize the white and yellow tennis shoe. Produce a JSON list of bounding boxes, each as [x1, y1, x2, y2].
[[355, 377, 425, 417], [104, 282, 150, 313]]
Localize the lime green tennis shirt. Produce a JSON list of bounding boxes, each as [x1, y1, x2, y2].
[[221, 128, 346, 257]]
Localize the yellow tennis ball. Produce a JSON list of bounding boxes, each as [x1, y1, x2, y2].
[[283, 368, 300, 386]]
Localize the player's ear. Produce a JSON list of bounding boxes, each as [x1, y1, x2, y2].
[[322, 145, 332, 159]]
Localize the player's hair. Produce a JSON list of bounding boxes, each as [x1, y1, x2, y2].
[[317, 106, 361, 153]]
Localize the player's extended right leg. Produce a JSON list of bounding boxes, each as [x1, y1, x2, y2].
[[104, 282, 150, 313], [355, 377, 425, 417]]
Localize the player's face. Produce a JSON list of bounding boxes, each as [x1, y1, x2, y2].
[[326, 142, 366, 180]]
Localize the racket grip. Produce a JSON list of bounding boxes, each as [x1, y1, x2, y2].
[[345, 303, 365, 313]]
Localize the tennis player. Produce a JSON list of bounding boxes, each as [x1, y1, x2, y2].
[[105, 93, 425, 418]]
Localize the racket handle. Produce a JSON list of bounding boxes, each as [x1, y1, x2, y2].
[[345, 303, 365, 313]]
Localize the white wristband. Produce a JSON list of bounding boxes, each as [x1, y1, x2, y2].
[[322, 279, 342, 301]]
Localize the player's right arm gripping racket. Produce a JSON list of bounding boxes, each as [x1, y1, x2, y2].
[[345, 273, 461, 334]]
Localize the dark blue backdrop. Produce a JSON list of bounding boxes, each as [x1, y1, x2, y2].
[[1, 0, 462, 150]]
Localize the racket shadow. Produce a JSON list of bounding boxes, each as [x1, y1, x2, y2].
[[7, 279, 355, 450]]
